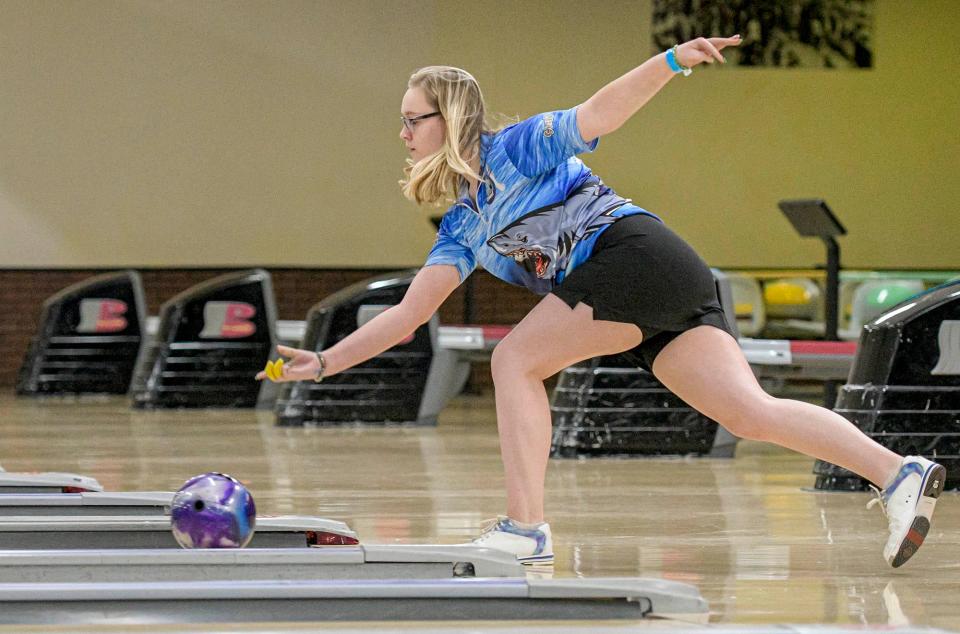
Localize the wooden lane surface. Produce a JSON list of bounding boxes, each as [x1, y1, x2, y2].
[[0, 394, 957, 630]]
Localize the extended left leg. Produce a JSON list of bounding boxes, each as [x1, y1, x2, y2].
[[650, 325, 901, 487], [652, 325, 945, 567]]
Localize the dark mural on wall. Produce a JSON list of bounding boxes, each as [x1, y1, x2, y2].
[[652, 0, 875, 68]]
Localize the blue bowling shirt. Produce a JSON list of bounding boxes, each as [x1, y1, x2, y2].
[[424, 106, 658, 295]]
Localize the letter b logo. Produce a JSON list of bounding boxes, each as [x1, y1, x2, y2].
[[199, 302, 257, 339], [76, 299, 128, 333]]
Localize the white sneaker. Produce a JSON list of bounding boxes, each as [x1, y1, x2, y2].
[[868, 456, 946, 567], [471, 516, 554, 565]]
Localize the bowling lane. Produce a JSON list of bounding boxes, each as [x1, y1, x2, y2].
[[0, 394, 958, 629]]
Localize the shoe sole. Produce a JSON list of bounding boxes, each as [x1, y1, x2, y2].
[[891, 463, 946, 568], [519, 554, 555, 566]]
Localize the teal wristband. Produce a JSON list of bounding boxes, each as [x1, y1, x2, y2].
[[666, 45, 692, 76]]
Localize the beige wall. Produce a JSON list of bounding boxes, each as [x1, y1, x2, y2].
[[1, 0, 957, 269]]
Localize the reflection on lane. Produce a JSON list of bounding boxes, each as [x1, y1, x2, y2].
[[1, 395, 958, 627]]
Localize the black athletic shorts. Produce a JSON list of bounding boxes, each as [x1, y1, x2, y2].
[[552, 213, 735, 372]]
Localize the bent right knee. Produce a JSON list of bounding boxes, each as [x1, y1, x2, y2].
[[490, 342, 543, 382]]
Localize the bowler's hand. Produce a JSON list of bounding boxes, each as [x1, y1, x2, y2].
[[256, 344, 322, 382], [676, 34, 742, 67]]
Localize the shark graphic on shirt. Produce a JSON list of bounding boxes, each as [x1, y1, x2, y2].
[[486, 178, 628, 287]]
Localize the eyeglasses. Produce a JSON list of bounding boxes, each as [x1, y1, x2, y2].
[[400, 111, 441, 134]]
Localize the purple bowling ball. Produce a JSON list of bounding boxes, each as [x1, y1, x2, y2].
[[170, 472, 256, 548]]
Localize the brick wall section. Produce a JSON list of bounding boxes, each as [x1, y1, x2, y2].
[[0, 268, 539, 392]]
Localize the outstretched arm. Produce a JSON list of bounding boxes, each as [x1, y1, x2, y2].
[[576, 35, 742, 142], [257, 265, 461, 382]]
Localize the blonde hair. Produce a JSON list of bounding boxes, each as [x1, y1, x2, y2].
[[400, 66, 502, 206]]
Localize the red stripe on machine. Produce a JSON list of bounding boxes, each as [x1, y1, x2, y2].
[[789, 341, 858, 356]]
